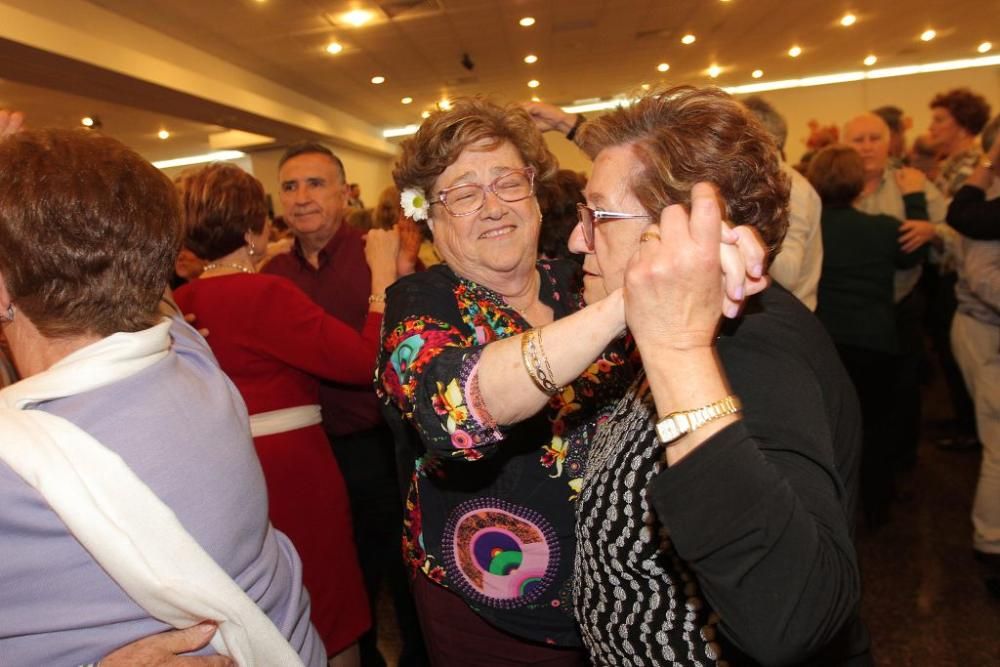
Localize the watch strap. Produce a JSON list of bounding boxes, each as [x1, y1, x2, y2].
[[655, 395, 742, 445]]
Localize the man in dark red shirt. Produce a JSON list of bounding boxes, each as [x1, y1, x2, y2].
[[264, 142, 426, 667]]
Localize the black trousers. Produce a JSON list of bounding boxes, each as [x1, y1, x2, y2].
[[329, 425, 428, 667]]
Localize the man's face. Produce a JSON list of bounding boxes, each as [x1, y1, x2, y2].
[[568, 144, 652, 304], [843, 115, 890, 178], [278, 153, 348, 240]]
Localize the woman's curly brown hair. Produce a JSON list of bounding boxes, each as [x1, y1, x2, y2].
[[930, 88, 992, 136], [579, 85, 789, 263], [393, 97, 559, 203]]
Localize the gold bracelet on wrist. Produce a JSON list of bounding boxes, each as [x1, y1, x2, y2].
[[368, 293, 386, 305], [520, 328, 560, 395]]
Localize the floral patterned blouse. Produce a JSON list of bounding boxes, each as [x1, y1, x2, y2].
[[376, 260, 634, 646]]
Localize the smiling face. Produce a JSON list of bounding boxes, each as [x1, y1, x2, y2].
[[428, 140, 542, 287], [843, 114, 890, 179], [568, 144, 653, 304], [278, 152, 349, 243]]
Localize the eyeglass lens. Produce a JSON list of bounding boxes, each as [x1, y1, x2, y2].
[[442, 170, 533, 216]]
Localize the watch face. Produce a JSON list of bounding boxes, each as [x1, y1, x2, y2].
[[656, 412, 689, 444]]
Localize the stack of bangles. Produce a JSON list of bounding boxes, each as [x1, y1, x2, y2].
[[521, 328, 560, 395]]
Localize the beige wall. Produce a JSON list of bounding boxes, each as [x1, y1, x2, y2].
[[543, 66, 1000, 176]]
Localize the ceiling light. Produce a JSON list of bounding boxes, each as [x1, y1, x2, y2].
[[371, 75, 385, 84], [81, 116, 95, 127], [978, 41, 992, 53], [708, 64, 722, 78], [840, 13, 857, 27], [438, 99, 452, 110], [341, 9, 374, 27], [527, 79, 540, 88], [401, 96, 413, 104], [383, 124, 419, 139], [863, 54, 877, 66], [531, 95, 541, 102], [657, 62, 670, 72], [920, 29, 936, 42], [524, 54, 538, 64], [788, 45, 802, 57], [681, 34, 696, 45], [519, 17, 535, 27], [157, 130, 170, 140], [325, 41, 343, 55], [641, 83, 651, 90], [421, 110, 431, 118], [152, 150, 246, 170], [752, 69, 763, 79]]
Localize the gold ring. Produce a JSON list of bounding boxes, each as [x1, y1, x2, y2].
[[639, 231, 661, 243]]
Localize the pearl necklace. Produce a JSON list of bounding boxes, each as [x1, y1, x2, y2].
[[202, 262, 254, 275]]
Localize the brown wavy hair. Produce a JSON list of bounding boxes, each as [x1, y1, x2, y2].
[[806, 145, 865, 207], [579, 86, 789, 262], [176, 163, 268, 261], [0, 129, 181, 338], [393, 97, 559, 203], [930, 88, 992, 136]]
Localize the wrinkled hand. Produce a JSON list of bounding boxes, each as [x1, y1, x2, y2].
[[0, 110, 25, 139], [520, 101, 577, 135], [894, 166, 926, 195], [396, 216, 422, 276], [898, 219, 937, 253], [624, 183, 725, 352], [720, 222, 767, 318], [99, 623, 234, 666], [365, 227, 401, 291]]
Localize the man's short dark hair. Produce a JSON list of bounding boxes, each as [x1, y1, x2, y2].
[[872, 106, 905, 135], [278, 142, 348, 182]]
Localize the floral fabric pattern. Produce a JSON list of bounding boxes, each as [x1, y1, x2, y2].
[[376, 261, 633, 646]]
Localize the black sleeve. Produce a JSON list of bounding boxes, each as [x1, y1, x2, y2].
[[902, 191, 929, 221], [947, 185, 1000, 240], [647, 336, 861, 665]]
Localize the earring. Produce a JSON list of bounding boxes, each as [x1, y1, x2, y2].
[[247, 239, 257, 257], [0, 304, 13, 324]]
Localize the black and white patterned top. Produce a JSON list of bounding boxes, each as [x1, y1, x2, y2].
[[574, 374, 725, 666]]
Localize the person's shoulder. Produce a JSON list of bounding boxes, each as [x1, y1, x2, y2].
[[260, 250, 299, 275], [389, 263, 457, 296], [723, 285, 830, 361]]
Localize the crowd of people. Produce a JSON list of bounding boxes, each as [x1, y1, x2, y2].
[[0, 79, 996, 667]]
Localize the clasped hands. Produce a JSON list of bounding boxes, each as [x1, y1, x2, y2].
[[623, 182, 767, 353]]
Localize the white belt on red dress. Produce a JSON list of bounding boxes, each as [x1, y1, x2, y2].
[[249, 404, 322, 438]]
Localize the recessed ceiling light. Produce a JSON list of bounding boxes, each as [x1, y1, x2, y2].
[[978, 41, 992, 53], [438, 99, 452, 110], [681, 34, 696, 45], [708, 64, 722, 78], [641, 83, 651, 90], [840, 13, 857, 27], [519, 16, 535, 27], [788, 45, 802, 57], [421, 111, 431, 118], [401, 96, 413, 104], [81, 117, 95, 127], [371, 75, 385, 84], [157, 129, 170, 140], [657, 62, 670, 72], [752, 69, 763, 78], [531, 95, 541, 102], [524, 54, 538, 64], [325, 41, 343, 55], [342, 9, 374, 27], [527, 79, 540, 88], [920, 29, 936, 42], [863, 54, 878, 66]]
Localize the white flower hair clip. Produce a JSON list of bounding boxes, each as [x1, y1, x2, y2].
[[400, 187, 430, 221]]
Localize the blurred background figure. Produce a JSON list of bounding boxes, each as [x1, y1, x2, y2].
[[348, 182, 365, 208], [536, 168, 586, 263], [908, 133, 942, 180], [873, 105, 910, 168]]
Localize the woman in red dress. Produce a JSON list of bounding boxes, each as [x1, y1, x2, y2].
[[173, 163, 399, 665]]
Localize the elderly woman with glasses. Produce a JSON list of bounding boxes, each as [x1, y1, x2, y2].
[[566, 87, 869, 666], [378, 97, 764, 665]]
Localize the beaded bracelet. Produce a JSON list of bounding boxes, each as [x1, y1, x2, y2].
[[520, 328, 560, 395]]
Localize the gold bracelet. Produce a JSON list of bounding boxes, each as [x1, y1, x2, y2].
[[520, 329, 560, 395], [368, 293, 386, 304]]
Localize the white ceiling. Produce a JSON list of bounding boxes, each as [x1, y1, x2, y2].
[[1, 0, 998, 158]]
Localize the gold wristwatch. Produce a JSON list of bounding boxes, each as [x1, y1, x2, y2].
[[655, 395, 742, 445]]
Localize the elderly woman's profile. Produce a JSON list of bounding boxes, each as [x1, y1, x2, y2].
[[0, 125, 323, 665]]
